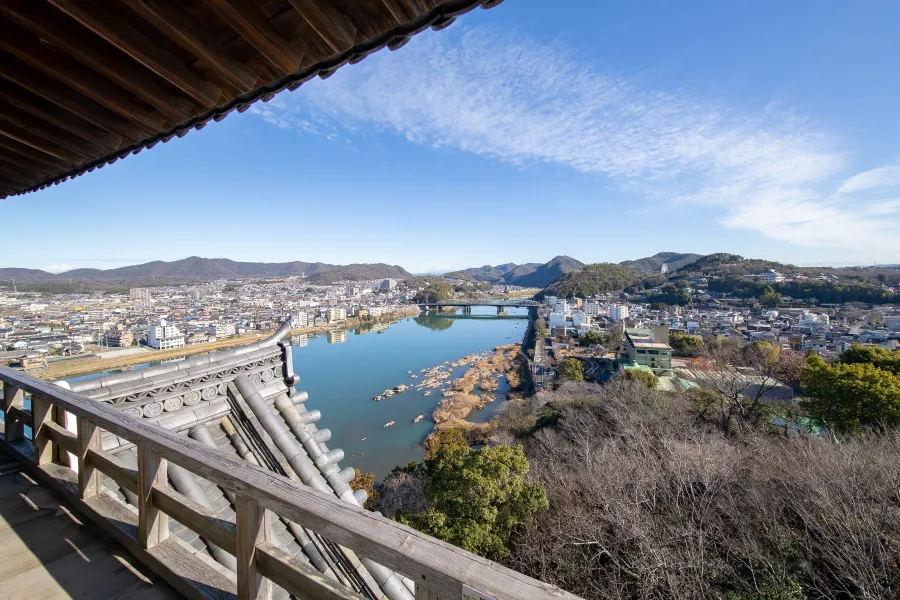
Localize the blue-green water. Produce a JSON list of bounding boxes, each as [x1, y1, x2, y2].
[[69, 307, 528, 479], [297, 308, 527, 478]]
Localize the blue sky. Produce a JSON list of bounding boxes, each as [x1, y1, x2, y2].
[[4, 0, 900, 273]]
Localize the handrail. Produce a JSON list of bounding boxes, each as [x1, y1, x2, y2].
[[0, 365, 579, 600]]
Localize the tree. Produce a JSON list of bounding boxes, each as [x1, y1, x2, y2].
[[669, 330, 703, 357], [557, 358, 584, 381], [692, 341, 792, 434], [801, 354, 900, 433], [398, 445, 548, 558], [578, 330, 603, 347], [534, 319, 548, 339], [758, 288, 784, 308], [423, 427, 467, 460], [624, 369, 658, 388], [839, 344, 900, 377]]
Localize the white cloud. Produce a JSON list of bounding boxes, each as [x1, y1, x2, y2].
[[254, 27, 900, 258], [837, 164, 900, 195]]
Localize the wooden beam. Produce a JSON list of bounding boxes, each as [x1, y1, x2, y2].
[[285, 0, 357, 53], [151, 484, 237, 553], [0, 24, 168, 132], [202, 0, 304, 75], [236, 494, 270, 600], [0, 163, 39, 188], [0, 137, 72, 174], [2, 382, 25, 442], [380, 0, 421, 23], [0, 154, 56, 180], [138, 447, 169, 549], [77, 418, 103, 499], [0, 0, 195, 123], [0, 121, 83, 166], [46, 0, 222, 107], [88, 447, 138, 495], [0, 57, 148, 141], [122, 0, 259, 93], [256, 542, 366, 600], [0, 80, 123, 152], [0, 100, 106, 158], [35, 419, 77, 455]]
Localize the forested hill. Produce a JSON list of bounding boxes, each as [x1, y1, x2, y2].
[[305, 264, 411, 283], [538, 263, 645, 298], [620, 252, 702, 274]]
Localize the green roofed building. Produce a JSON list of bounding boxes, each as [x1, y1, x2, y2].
[[624, 327, 673, 375]]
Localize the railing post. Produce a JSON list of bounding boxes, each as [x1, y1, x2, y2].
[[31, 394, 55, 465], [2, 382, 25, 442], [138, 446, 169, 549], [236, 494, 271, 600], [76, 418, 102, 498]]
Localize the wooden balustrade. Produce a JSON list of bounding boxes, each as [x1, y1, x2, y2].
[[0, 365, 579, 600]]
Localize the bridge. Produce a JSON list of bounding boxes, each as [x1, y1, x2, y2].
[[418, 300, 538, 315]]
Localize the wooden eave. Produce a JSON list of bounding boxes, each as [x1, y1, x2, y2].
[[0, 0, 504, 199]]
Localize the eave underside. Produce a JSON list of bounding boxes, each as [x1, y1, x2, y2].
[[0, 0, 502, 199]]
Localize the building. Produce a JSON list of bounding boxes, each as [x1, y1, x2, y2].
[[584, 302, 602, 316], [326, 307, 347, 323], [570, 310, 588, 327], [887, 316, 900, 332], [105, 329, 133, 347], [293, 311, 308, 328], [129, 287, 153, 308], [624, 328, 673, 374], [744, 270, 785, 284], [209, 323, 236, 338], [610, 304, 629, 322], [379, 279, 397, 291], [148, 318, 185, 350]]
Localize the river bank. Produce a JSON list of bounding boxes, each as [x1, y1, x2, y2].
[[37, 305, 420, 380]]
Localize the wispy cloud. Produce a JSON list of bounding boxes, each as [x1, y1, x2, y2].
[[252, 27, 900, 257]]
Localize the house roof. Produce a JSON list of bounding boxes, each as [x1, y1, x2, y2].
[[0, 0, 502, 199]]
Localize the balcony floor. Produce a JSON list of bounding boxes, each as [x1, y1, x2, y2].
[[0, 447, 180, 599]]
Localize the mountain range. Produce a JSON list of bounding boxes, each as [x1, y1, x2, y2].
[[0, 257, 410, 285]]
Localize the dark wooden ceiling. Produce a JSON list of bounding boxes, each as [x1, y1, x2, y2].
[[0, 0, 502, 199]]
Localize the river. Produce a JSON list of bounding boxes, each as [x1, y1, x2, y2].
[[70, 307, 529, 479]]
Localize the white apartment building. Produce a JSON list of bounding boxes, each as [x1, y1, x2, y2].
[[293, 311, 308, 328], [326, 307, 347, 323], [584, 302, 602, 316], [148, 318, 185, 350], [544, 295, 558, 308], [609, 304, 629, 322], [571, 310, 588, 327], [209, 323, 236, 338], [379, 279, 397, 290]]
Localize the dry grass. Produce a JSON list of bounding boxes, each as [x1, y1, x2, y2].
[[501, 381, 900, 600], [432, 393, 486, 423]]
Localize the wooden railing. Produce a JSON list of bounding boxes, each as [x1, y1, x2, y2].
[[0, 366, 578, 600]]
